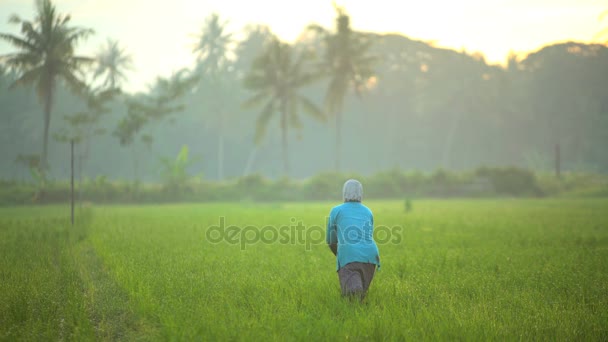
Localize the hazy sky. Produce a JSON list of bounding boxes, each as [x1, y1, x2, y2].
[[0, 0, 605, 92]]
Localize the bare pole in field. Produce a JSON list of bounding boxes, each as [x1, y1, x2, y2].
[[555, 143, 561, 179], [71, 139, 74, 226]]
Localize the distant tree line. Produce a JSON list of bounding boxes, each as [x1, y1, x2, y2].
[[2, 166, 607, 205], [1, 0, 607, 183]]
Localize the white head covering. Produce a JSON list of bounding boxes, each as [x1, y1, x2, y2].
[[343, 179, 363, 202]]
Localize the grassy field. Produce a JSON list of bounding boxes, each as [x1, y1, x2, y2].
[[1, 199, 607, 340]]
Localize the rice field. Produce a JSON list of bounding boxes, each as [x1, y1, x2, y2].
[[1, 199, 607, 340]]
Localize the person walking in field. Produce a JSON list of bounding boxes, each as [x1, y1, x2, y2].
[[326, 179, 380, 300]]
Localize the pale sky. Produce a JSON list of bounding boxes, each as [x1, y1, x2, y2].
[[0, 0, 606, 93]]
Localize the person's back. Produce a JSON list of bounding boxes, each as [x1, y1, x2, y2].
[[326, 179, 380, 300], [328, 202, 379, 270]]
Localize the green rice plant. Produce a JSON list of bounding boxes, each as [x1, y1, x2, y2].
[[1, 199, 607, 340]]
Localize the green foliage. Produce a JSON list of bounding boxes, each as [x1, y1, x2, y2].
[[191, 13, 237, 181], [159, 145, 200, 193], [113, 69, 198, 148], [307, 5, 376, 170], [112, 105, 147, 147], [243, 37, 326, 176], [14, 154, 42, 170], [3, 17, 608, 179], [29, 166, 49, 200], [2, 168, 608, 205], [192, 13, 233, 76], [476, 167, 540, 196], [112, 70, 198, 181], [0, 0, 94, 167], [537, 172, 608, 197], [365, 168, 412, 198], [1, 5, 608, 184], [404, 198, 412, 212], [13, 153, 51, 202], [93, 38, 133, 90], [54, 87, 118, 146], [303, 171, 361, 200], [243, 38, 326, 143], [0, 180, 34, 205], [309, 5, 376, 115], [236, 173, 266, 189]]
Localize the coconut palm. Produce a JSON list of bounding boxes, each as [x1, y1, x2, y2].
[[234, 25, 274, 76], [235, 25, 275, 177], [192, 13, 233, 180], [243, 38, 325, 176], [308, 5, 375, 171], [192, 13, 233, 76], [93, 38, 133, 90], [0, 0, 93, 169]]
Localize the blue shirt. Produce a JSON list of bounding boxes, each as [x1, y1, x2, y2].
[[326, 202, 380, 271]]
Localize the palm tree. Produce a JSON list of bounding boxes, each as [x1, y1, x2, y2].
[[93, 38, 133, 90], [235, 25, 275, 177], [192, 13, 233, 180], [234, 25, 274, 77], [0, 0, 93, 169], [308, 5, 375, 171], [192, 13, 233, 76], [243, 38, 325, 176]]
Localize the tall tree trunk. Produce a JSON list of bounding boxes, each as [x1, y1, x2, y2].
[[441, 109, 461, 169], [42, 81, 54, 170], [78, 151, 83, 207], [280, 102, 289, 177], [70, 140, 74, 226], [78, 138, 89, 207], [335, 110, 341, 171], [242, 146, 257, 177], [218, 113, 224, 180], [555, 143, 561, 179], [131, 143, 139, 182]]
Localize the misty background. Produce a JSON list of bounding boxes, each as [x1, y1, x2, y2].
[[1, 1, 607, 182]]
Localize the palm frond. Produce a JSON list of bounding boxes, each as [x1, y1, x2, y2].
[[192, 13, 233, 74], [313, 6, 376, 117], [243, 72, 271, 90], [8, 14, 22, 24], [11, 66, 43, 88], [71, 55, 95, 66], [0, 33, 37, 52], [298, 95, 326, 122], [93, 39, 132, 88], [243, 91, 270, 109], [57, 66, 87, 95], [287, 96, 301, 129], [1, 52, 40, 68], [242, 34, 325, 147], [19, 21, 43, 46]]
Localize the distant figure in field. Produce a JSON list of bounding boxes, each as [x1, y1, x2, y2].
[[326, 179, 380, 300]]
